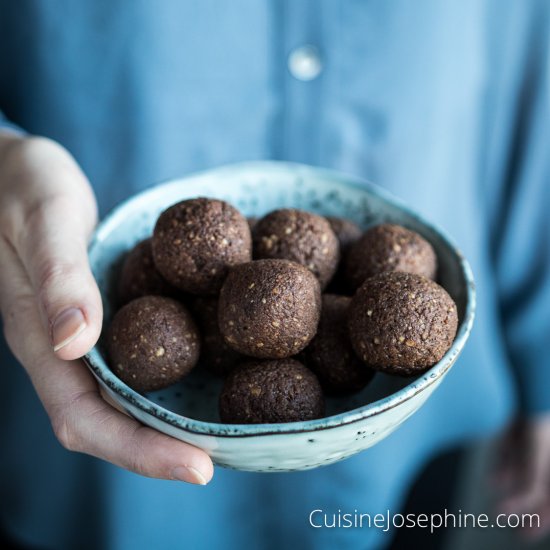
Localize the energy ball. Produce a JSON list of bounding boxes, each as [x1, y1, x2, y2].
[[304, 294, 375, 394], [326, 217, 362, 254], [117, 238, 179, 306], [107, 296, 200, 392], [348, 272, 458, 376], [191, 296, 243, 376], [325, 217, 363, 295], [152, 197, 252, 295], [345, 223, 437, 291], [219, 359, 325, 423], [218, 259, 321, 358], [247, 217, 258, 231], [252, 208, 339, 289]]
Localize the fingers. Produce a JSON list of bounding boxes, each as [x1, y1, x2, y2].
[[0, 237, 213, 484], [15, 194, 103, 359], [0, 137, 102, 359], [492, 415, 550, 541], [53, 384, 213, 484]]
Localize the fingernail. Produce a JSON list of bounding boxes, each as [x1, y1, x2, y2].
[[51, 308, 87, 352], [171, 466, 208, 485]]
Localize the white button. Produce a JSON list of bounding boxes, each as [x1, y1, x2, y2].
[[288, 45, 322, 81]]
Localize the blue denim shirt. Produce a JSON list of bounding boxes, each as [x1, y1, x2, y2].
[[1, 1, 549, 549]]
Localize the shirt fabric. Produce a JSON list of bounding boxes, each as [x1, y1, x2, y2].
[[0, 1, 549, 549]]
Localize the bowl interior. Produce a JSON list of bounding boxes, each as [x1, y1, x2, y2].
[[87, 161, 473, 432]]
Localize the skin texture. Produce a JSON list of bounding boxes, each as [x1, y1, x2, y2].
[[218, 259, 321, 359], [107, 296, 200, 392], [152, 197, 252, 295], [191, 296, 243, 376], [0, 133, 213, 485], [117, 238, 179, 306], [304, 294, 375, 394], [252, 208, 340, 289], [345, 223, 438, 291], [219, 359, 325, 423], [348, 271, 458, 375]]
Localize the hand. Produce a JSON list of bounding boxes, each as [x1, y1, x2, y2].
[[492, 413, 550, 540], [0, 133, 213, 485]]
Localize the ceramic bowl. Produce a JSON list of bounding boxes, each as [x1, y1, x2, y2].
[[84, 161, 475, 472]]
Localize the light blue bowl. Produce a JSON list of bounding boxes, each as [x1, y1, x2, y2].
[[84, 161, 475, 472]]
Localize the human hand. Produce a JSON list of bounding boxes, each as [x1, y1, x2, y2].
[[492, 413, 550, 540], [0, 133, 213, 484]]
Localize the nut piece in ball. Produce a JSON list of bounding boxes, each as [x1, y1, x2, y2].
[[152, 198, 252, 295], [252, 208, 339, 289], [117, 238, 179, 306], [348, 272, 458, 376], [304, 294, 375, 394], [107, 296, 200, 392], [345, 223, 437, 291], [218, 259, 321, 358], [191, 296, 243, 376], [219, 359, 325, 423]]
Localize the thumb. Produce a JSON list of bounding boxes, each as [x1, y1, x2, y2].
[[12, 194, 103, 360]]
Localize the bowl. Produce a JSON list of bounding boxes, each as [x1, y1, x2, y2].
[[84, 161, 475, 472]]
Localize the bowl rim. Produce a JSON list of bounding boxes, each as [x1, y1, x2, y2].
[[84, 160, 476, 437]]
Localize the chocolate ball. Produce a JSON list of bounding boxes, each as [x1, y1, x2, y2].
[[107, 296, 200, 392], [219, 359, 325, 423], [325, 217, 363, 295], [348, 272, 458, 376], [326, 217, 362, 254], [152, 198, 252, 295], [304, 294, 375, 394], [117, 238, 179, 306], [345, 223, 437, 291], [191, 296, 243, 376], [247, 217, 258, 231], [252, 208, 340, 289], [218, 259, 321, 359]]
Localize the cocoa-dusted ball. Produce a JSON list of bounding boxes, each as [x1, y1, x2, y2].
[[304, 294, 375, 394], [348, 272, 458, 376], [252, 208, 339, 289], [191, 296, 243, 376], [219, 359, 325, 423], [345, 223, 437, 291], [218, 259, 321, 358], [107, 296, 200, 392], [117, 238, 179, 306], [152, 198, 252, 295]]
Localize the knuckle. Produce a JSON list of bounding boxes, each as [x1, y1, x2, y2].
[[51, 406, 82, 453], [36, 260, 80, 308]]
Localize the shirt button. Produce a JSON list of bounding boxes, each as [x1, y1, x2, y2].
[[288, 45, 323, 81]]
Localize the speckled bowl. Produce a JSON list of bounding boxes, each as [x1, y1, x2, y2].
[[84, 161, 475, 472]]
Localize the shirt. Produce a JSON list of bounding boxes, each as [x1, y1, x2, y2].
[[0, 1, 549, 549]]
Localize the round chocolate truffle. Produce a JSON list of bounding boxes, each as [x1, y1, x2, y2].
[[304, 294, 375, 394], [117, 238, 179, 306], [247, 217, 258, 231], [348, 272, 458, 376], [218, 259, 321, 358], [152, 198, 252, 295], [345, 223, 437, 291], [219, 359, 325, 423], [107, 296, 200, 392], [252, 208, 339, 289], [191, 296, 243, 376]]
